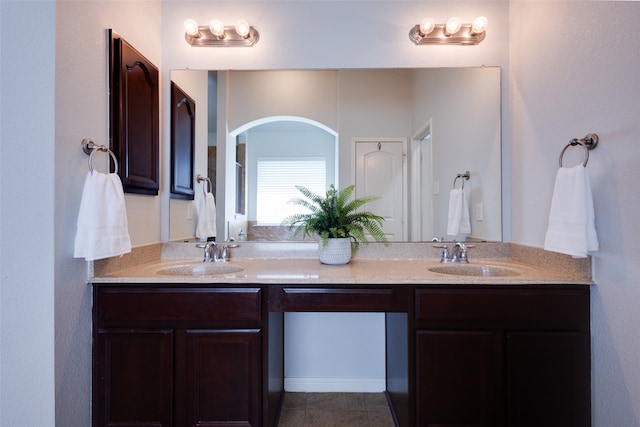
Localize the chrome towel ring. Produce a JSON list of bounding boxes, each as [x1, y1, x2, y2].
[[453, 171, 471, 190], [197, 174, 212, 194], [559, 133, 599, 168], [82, 138, 118, 174]]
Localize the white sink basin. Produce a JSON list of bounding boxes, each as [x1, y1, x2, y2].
[[157, 263, 244, 276], [429, 264, 520, 277]]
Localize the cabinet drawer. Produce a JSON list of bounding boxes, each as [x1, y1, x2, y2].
[[97, 287, 262, 323], [415, 287, 589, 327], [281, 287, 396, 311]]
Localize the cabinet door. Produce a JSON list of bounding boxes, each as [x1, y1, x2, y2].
[[94, 329, 174, 427], [506, 332, 590, 427], [109, 30, 159, 195], [416, 330, 500, 427], [182, 329, 262, 427]]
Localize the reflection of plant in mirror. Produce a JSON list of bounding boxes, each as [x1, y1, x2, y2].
[[283, 184, 388, 252]]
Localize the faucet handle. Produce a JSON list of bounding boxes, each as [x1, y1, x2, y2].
[[456, 242, 475, 263], [196, 242, 217, 262], [219, 243, 240, 262], [195, 243, 209, 260], [433, 244, 451, 263]]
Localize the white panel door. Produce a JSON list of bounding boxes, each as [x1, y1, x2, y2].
[[354, 139, 406, 241]]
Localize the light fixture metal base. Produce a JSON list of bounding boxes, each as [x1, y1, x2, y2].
[[185, 25, 259, 47], [409, 24, 485, 45]]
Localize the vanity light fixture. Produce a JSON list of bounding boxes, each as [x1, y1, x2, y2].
[[409, 16, 487, 45], [184, 18, 259, 47]]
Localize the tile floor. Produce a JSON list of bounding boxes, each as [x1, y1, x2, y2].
[[277, 392, 396, 427]]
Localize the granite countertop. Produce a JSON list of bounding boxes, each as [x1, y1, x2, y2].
[[90, 254, 592, 286]]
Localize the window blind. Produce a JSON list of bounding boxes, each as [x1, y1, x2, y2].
[[256, 158, 326, 224]]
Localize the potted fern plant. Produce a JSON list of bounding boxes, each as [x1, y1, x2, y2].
[[283, 184, 388, 264]]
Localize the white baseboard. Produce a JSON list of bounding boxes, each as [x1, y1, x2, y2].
[[284, 377, 386, 393]]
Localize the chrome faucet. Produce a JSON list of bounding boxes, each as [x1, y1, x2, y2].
[[433, 241, 474, 263], [196, 242, 217, 262], [452, 242, 468, 263], [196, 241, 239, 263]]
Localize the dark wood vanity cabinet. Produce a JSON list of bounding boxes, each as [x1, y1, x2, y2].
[[412, 286, 591, 427], [93, 282, 590, 427], [93, 286, 270, 427]]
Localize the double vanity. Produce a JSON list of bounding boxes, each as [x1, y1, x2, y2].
[[90, 242, 592, 427]]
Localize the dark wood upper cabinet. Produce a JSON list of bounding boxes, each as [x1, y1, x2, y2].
[[170, 82, 196, 200], [109, 30, 159, 195]]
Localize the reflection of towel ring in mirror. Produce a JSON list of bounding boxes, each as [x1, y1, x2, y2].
[[197, 174, 212, 194], [453, 171, 470, 189]]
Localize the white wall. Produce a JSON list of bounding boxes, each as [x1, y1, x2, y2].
[[509, 1, 640, 424], [161, 1, 509, 71], [1, 2, 56, 425], [54, 1, 162, 425]]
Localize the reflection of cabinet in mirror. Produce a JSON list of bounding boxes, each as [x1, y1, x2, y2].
[[109, 30, 159, 195], [170, 82, 195, 200], [169, 70, 212, 241]]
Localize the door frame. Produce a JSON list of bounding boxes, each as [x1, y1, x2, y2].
[[410, 118, 434, 242]]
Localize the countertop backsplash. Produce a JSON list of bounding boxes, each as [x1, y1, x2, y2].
[[90, 240, 591, 282]]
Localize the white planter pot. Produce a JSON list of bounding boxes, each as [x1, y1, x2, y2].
[[318, 238, 352, 265]]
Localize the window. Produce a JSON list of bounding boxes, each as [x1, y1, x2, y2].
[[256, 157, 326, 224]]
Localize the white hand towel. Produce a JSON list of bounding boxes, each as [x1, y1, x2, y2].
[[447, 188, 471, 236], [196, 192, 217, 240], [544, 164, 598, 258], [74, 172, 131, 261]]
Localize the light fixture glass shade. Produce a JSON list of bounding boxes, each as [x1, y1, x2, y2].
[[445, 17, 462, 36], [235, 19, 250, 38], [409, 16, 487, 45], [209, 19, 225, 37], [185, 18, 259, 47], [184, 19, 200, 36], [471, 16, 488, 35], [419, 18, 435, 36]]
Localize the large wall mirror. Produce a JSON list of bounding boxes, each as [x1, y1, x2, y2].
[[169, 67, 502, 243]]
